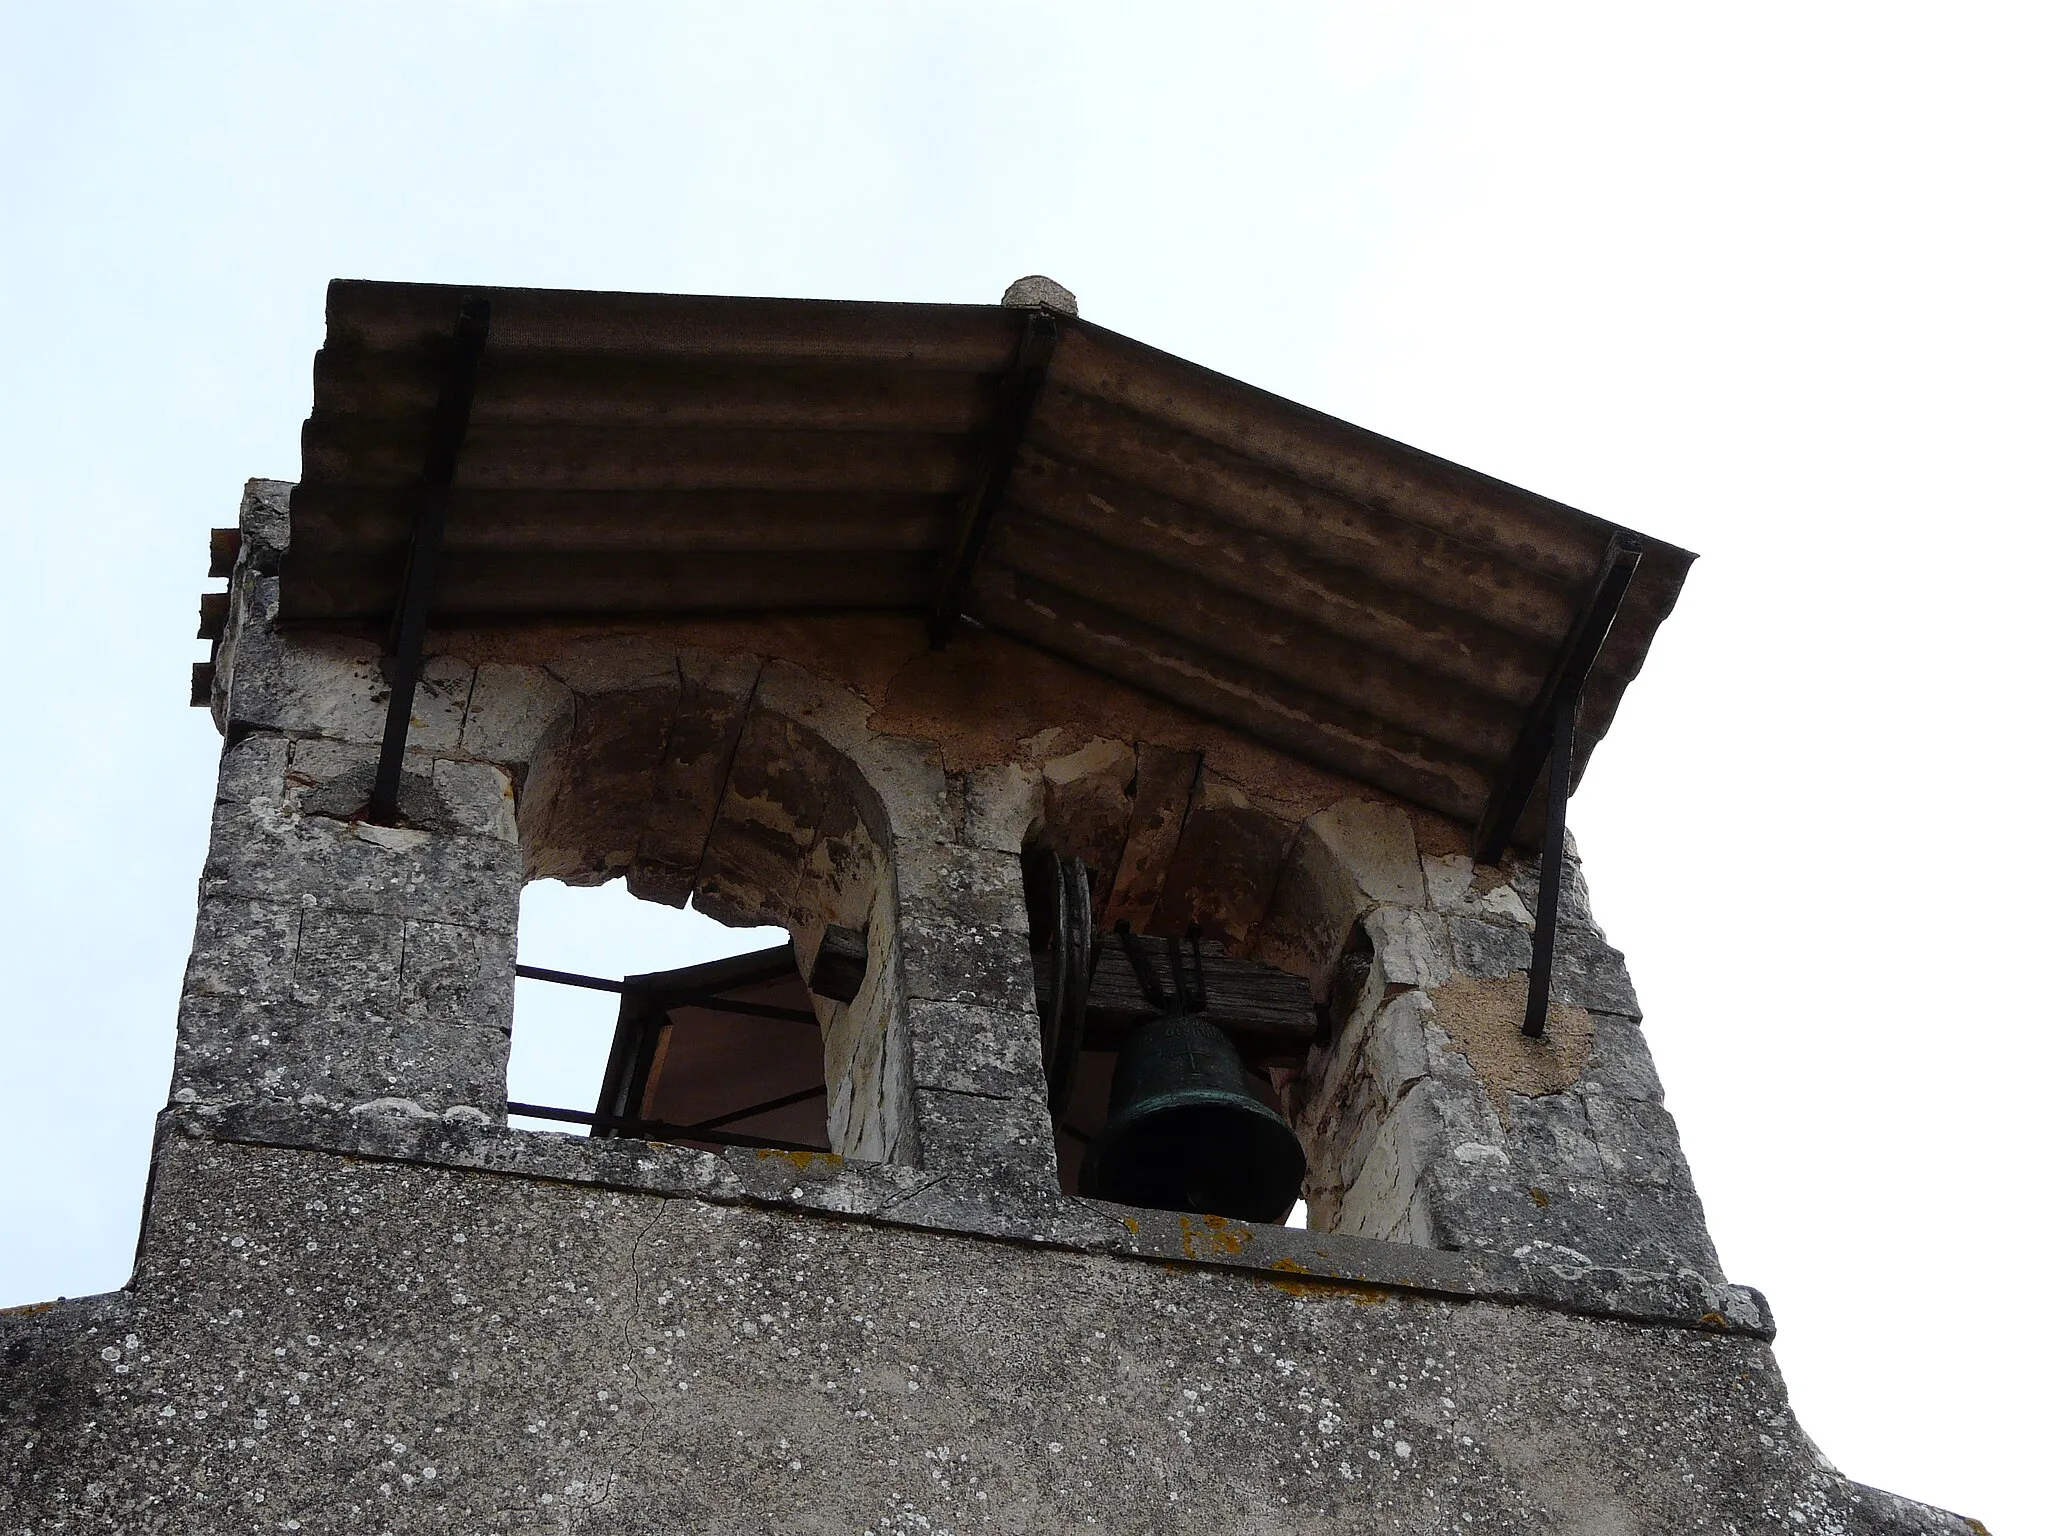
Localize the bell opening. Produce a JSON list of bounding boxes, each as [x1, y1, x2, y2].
[[1083, 1097, 1307, 1224], [1026, 849, 1315, 1226]]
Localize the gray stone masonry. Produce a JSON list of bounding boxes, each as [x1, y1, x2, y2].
[[1289, 816, 1724, 1281], [0, 1125, 1976, 1534], [35, 476, 1968, 1531]]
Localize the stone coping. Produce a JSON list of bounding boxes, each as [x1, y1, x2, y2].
[[157, 1103, 1773, 1341]]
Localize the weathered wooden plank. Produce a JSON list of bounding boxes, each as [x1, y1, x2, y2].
[[1100, 745, 1200, 932], [1032, 937, 1315, 1052]]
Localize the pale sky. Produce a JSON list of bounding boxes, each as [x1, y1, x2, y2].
[[2, 5, 2041, 1529]]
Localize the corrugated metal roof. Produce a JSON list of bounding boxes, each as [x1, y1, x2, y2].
[[282, 279, 1693, 841]]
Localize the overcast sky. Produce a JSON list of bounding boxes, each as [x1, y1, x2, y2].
[[2, 4, 2041, 1529]]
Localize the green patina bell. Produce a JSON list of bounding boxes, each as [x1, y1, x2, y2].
[[1081, 1008, 1306, 1223]]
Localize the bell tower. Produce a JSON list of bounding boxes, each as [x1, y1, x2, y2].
[[1, 277, 1980, 1533]]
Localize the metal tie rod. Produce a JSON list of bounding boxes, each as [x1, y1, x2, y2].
[[367, 297, 491, 824]]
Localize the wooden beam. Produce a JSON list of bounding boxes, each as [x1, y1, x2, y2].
[[805, 923, 869, 1003], [1099, 744, 1201, 932], [928, 309, 1059, 644], [1035, 935, 1315, 1059]]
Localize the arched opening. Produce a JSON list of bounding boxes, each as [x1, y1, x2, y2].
[[506, 881, 813, 1149], [503, 649, 913, 1166]]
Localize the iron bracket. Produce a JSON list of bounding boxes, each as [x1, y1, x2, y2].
[[367, 296, 491, 823], [929, 308, 1059, 644], [1472, 530, 1643, 864], [1469, 531, 1643, 1038]]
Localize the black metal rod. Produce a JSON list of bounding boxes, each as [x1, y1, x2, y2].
[[929, 309, 1059, 644], [688, 1083, 827, 1133], [515, 964, 626, 994], [1474, 531, 1642, 863], [1522, 690, 1579, 1038], [367, 297, 491, 823], [514, 965, 816, 1024], [507, 1101, 829, 1154]]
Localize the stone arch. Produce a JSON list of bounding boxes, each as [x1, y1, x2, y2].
[[486, 637, 1054, 1181]]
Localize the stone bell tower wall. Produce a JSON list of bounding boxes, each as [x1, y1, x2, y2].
[[193, 478, 1714, 1277], [0, 476, 1982, 1533]]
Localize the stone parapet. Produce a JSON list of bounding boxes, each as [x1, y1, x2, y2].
[[0, 1131, 1977, 1535]]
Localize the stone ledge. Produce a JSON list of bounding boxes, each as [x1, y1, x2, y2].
[[157, 1102, 1774, 1341]]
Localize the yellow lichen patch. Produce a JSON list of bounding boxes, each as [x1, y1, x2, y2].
[[1261, 1265, 1393, 1302], [754, 1148, 843, 1172], [1429, 974, 1593, 1116], [1529, 1186, 1551, 1208], [1123, 1216, 1141, 1234], [1698, 1311, 1728, 1331], [0, 1300, 55, 1318], [1178, 1214, 1253, 1260]]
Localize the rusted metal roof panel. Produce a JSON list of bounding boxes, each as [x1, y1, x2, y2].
[[280, 279, 1693, 841]]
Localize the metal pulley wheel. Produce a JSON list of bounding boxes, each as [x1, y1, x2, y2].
[[1025, 849, 1094, 1125]]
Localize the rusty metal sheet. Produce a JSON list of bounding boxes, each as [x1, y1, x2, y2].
[[278, 279, 1694, 843]]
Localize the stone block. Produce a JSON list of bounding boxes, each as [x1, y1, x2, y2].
[[1422, 853, 1533, 924], [1585, 1094, 1697, 1191], [215, 731, 289, 807], [892, 840, 1031, 930], [1504, 844, 1602, 934], [171, 995, 509, 1117], [1366, 905, 1451, 989], [1039, 736, 1136, 885], [237, 477, 291, 571], [1302, 798, 1426, 907], [1362, 988, 1437, 1105], [181, 895, 300, 1004], [904, 998, 1048, 1102], [752, 659, 953, 849], [460, 662, 573, 766], [1100, 743, 1199, 930], [202, 800, 522, 934], [959, 762, 1041, 854], [523, 680, 682, 880], [1585, 1012, 1665, 1103], [292, 906, 404, 1010], [400, 920, 516, 1032], [1447, 914, 1531, 979], [894, 897, 1039, 1012], [1503, 1092, 1604, 1182], [430, 759, 518, 842], [1152, 773, 1297, 947], [1335, 1118, 1421, 1243], [282, 738, 515, 842], [1417, 1159, 1722, 1278], [542, 633, 683, 694], [1551, 926, 1642, 1019], [217, 593, 386, 742], [912, 1086, 1059, 1189], [636, 664, 761, 877]]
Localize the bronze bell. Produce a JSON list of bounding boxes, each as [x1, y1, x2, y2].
[[1080, 929, 1306, 1223]]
